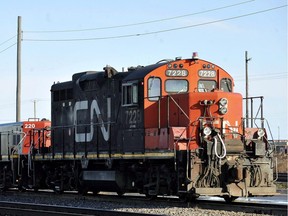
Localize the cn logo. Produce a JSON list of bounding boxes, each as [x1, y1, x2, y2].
[[223, 120, 239, 138], [74, 98, 111, 142]]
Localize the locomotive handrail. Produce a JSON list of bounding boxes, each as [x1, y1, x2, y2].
[[48, 121, 116, 160], [243, 96, 264, 128], [6, 131, 27, 184], [155, 59, 173, 64], [50, 121, 115, 129], [241, 117, 276, 155], [167, 95, 191, 124]]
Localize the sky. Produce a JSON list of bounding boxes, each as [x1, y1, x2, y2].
[[0, 0, 287, 139]]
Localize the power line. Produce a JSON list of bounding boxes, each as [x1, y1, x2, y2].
[[234, 72, 287, 79], [23, 5, 287, 42], [0, 35, 17, 46], [24, 0, 255, 33], [235, 73, 287, 81], [0, 42, 17, 54]]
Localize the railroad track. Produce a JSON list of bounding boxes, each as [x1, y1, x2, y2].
[[192, 199, 287, 215], [0, 189, 287, 216], [0, 201, 154, 216]]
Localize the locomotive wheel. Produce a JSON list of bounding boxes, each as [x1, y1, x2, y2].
[[179, 194, 189, 202], [0, 185, 6, 192], [53, 186, 64, 194], [117, 190, 125, 196], [145, 193, 157, 200], [92, 190, 100, 195], [223, 195, 238, 203], [179, 193, 198, 202], [0, 169, 12, 192], [78, 184, 88, 195], [18, 184, 26, 192]]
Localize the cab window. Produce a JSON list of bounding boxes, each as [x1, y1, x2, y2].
[[148, 77, 161, 101], [198, 80, 217, 92], [165, 79, 188, 93], [122, 83, 138, 106], [220, 78, 232, 92]]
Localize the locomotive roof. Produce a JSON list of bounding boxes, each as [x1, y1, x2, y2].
[[73, 62, 167, 82], [51, 80, 72, 91], [51, 58, 233, 90], [123, 62, 166, 81], [0, 121, 22, 128]]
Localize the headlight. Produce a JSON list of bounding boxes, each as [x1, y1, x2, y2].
[[218, 98, 228, 115], [203, 126, 212, 136], [219, 107, 228, 114], [219, 98, 228, 106]]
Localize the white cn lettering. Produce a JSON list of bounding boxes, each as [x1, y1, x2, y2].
[[223, 120, 239, 138], [74, 98, 111, 142]]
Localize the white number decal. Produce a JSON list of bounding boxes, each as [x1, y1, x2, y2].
[[126, 109, 141, 128], [166, 70, 188, 77], [24, 123, 36, 129], [198, 70, 216, 78]]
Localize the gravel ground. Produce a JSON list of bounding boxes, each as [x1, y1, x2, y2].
[[0, 191, 272, 216]]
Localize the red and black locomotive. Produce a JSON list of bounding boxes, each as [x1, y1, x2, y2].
[[0, 53, 277, 201]]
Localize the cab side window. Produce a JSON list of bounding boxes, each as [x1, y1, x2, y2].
[[220, 78, 232, 92], [148, 77, 161, 101], [122, 83, 138, 106]]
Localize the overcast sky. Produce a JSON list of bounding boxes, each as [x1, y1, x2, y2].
[[0, 0, 287, 139]]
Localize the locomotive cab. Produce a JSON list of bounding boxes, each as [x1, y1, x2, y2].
[[135, 55, 277, 199]]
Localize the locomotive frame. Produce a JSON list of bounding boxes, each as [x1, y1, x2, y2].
[[0, 54, 277, 202]]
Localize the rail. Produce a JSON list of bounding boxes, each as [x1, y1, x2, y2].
[[1, 190, 287, 216], [0, 201, 148, 216]]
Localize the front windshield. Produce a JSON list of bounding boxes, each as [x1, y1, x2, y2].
[[198, 80, 216, 92], [165, 80, 188, 93]]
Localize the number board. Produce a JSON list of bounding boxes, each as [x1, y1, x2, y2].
[[165, 69, 188, 77], [198, 70, 216, 78]]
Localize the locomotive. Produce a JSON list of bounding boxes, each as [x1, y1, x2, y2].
[[0, 53, 277, 202]]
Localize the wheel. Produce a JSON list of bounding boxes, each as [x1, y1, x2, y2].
[[145, 193, 157, 200], [53, 185, 63, 194], [18, 185, 26, 192], [179, 193, 198, 202], [179, 194, 187, 201], [117, 191, 125, 196], [0, 185, 6, 192], [78, 184, 88, 195], [92, 190, 100, 195], [223, 195, 238, 203]]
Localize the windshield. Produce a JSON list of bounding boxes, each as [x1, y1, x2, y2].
[[198, 80, 216, 92], [165, 79, 188, 93]]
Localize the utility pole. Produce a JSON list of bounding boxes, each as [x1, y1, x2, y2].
[[16, 16, 22, 122], [245, 51, 251, 128]]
